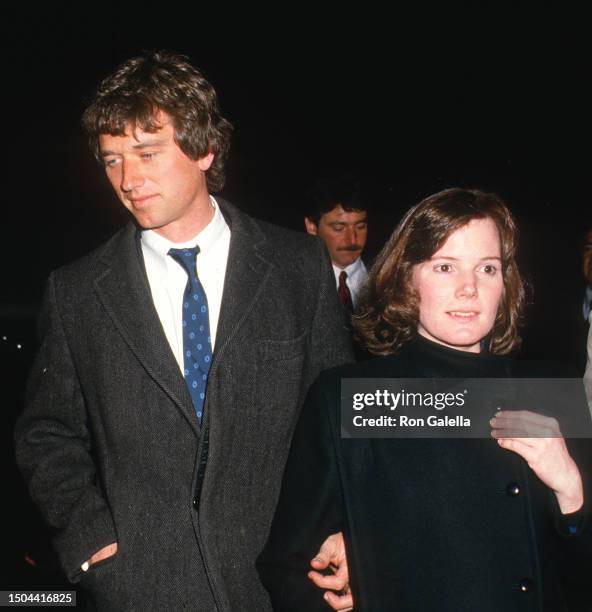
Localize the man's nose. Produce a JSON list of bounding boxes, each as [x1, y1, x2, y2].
[[121, 160, 145, 192], [343, 227, 357, 246]]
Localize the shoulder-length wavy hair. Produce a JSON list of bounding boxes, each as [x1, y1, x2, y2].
[[353, 188, 525, 356], [82, 50, 233, 193]]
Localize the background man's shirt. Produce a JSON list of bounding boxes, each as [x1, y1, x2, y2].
[[332, 257, 368, 308]]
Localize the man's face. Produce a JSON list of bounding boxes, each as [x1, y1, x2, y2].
[[583, 228, 592, 286], [305, 205, 368, 268], [99, 112, 214, 241]]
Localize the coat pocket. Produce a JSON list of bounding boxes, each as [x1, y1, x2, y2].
[[260, 330, 307, 362]]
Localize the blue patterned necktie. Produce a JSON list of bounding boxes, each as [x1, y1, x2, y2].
[[168, 246, 212, 423]]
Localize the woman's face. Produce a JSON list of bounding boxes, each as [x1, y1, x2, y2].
[[411, 217, 504, 353]]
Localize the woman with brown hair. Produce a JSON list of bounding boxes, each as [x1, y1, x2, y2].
[[258, 188, 591, 611]]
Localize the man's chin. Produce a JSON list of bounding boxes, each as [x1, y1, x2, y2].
[[336, 255, 361, 268], [128, 210, 163, 231]]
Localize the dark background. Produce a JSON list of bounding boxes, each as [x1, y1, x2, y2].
[[2, 5, 591, 593]]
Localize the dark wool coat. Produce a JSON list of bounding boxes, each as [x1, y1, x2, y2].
[[15, 199, 353, 611], [258, 335, 592, 611]]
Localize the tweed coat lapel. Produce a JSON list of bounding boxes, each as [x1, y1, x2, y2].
[[93, 223, 200, 436], [209, 199, 272, 375]]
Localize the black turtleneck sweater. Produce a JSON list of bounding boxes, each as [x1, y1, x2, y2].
[[258, 336, 592, 612]]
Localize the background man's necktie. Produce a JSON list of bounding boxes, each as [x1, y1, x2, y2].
[[168, 246, 212, 423], [584, 286, 592, 322], [338, 270, 354, 313]]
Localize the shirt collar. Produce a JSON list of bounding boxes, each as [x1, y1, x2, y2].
[[332, 256, 364, 279], [141, 196, 225, 262]]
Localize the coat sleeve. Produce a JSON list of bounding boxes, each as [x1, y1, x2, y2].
[[543, 372, 592, 607], [14, 273, 117, 582], [257, 374, 345, 611]]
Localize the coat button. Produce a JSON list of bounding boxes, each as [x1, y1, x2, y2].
[[192, 497, 198, 508], [506, 482, 521, 496], [518, 578, 534, 593]]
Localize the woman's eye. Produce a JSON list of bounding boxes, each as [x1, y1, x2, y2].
[[435, 264, 452, 273], [482, 264, 497, 274]]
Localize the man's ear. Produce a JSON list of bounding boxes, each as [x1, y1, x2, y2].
[[304, 217, 318, 236], [198, 151, 215, 171]]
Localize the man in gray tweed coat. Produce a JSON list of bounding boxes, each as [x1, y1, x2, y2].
[[15, 51, 352, 610]]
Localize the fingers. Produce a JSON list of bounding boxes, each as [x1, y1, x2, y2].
[[89, 542, 118, 565], [308, 567, 352, 610], [311, 552, 336, 571], [493, 420, 584, 513], [311, 536, 337, 570], [492, 410, 560, 431], [495, 437, 538, 461], [324, 589, 354, 611], [310, 532, 351, 607], [490, 410, 562, 439], [310, 556, 331, 571], [308, 570, 348, 591], [495, 434, 567, 466], [311, 532, 345, 570]]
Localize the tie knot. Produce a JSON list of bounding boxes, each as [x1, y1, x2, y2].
[[339, 270, 348, 286], [168, 246, 201, 277]]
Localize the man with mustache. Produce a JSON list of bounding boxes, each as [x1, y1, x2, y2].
[[304, 176, 369, 314]]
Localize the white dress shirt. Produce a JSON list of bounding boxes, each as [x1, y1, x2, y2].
[[141, 197, 230, 372], [332, 257, 368, 308], [583, 285, 592, 322]]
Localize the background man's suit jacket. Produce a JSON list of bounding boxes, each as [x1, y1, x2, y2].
[[585, 320, 592, 411], [15, 199, 353, 611]]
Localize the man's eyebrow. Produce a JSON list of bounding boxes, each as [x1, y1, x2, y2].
[[327, 217, 367, 225], [100, 138, 167, 157], [132, 138, 167, 149]]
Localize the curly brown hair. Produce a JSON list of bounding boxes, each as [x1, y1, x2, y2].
[[353, 188, 525, 356], [82, 50, 233, 193]]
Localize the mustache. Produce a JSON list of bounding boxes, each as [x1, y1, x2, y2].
[[337, 245, 363, 252]]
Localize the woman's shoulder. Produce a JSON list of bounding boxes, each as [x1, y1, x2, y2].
[[510, 356, 579, 378], [317, 347, 417, 386]]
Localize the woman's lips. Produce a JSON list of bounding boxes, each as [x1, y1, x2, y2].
[[447, 311, 479, 322]]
